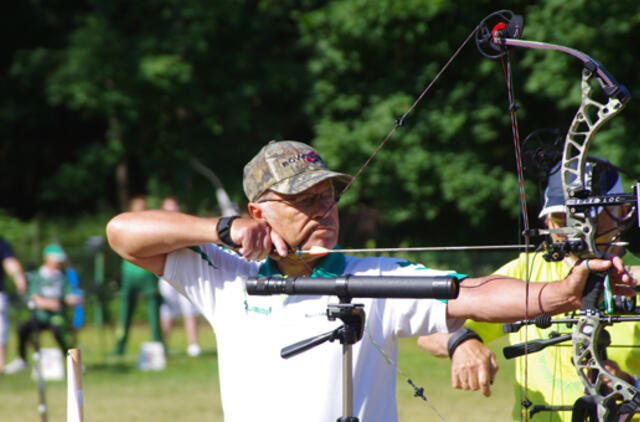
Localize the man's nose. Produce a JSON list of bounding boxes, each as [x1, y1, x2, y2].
[[311, 197, 336, 219]]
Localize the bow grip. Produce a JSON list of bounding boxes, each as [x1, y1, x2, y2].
[[580, 270, 606, 311]]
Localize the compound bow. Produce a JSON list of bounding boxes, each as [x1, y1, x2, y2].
[[474, 10, 640, 421], [300, 8, 640, 421]]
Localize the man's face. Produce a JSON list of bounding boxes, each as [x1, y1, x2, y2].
[[594, 204, 630, 253], [545, 205, 629, 255], [44, 255, 64, 270], [130, 198, 147, 212], [253, 180, 339, 251], [162, 198, 180, 212]]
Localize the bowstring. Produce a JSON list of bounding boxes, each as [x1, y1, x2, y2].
[[297, 18, 535, 421], [499, 52, 533, 421], [302, 23, 483, 421], [306, 21, 484, 274], [332, 22, 483, 207]]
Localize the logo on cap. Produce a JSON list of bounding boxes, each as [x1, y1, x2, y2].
[[281, 151, 324, 168]]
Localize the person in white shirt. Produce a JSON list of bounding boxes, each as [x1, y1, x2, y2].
[[106, 140, 633, 422]]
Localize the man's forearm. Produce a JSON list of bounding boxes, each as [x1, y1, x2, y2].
[[106, 210, 220, 259], [417, 332, 452, 358], [448, 275, 578, 322]]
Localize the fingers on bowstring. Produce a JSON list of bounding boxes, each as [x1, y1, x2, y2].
[[270, 230, 289, 257]]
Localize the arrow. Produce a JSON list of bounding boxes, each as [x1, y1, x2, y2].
[[297, 244, 534, 256]]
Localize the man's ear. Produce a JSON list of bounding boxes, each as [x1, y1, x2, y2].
[[247, 202, 265, 221]]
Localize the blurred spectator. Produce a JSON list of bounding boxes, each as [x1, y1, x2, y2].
[[4, 244, 81, 374], [0, 237, 27, 373], [158, 197, 201, 357], [112, 195, 163, 355]]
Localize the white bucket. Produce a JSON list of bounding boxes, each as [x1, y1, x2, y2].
[[137, 341, 166, 371], [32, 348, 65, 381]]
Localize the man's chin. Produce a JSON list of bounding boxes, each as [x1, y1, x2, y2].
[[303, 236, 337, 252]]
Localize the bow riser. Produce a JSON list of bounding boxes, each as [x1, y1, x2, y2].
[[562, 68, 630, 260], [484, 10, 639, 421]]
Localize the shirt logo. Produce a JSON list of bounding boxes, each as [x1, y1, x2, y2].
[[244, 300, 272, 316]]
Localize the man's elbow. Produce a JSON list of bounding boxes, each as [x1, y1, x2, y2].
[[106, 215, 128, 256]]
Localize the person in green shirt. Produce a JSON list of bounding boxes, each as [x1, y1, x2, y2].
[[112, 195, 163, 355], [4, 244, 82, 374], [418, 160, 640, 421]]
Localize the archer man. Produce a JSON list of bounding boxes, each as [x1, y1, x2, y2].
[[106, 140, 634, 422]]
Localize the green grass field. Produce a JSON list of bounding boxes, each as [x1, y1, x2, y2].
[[0, 321, 515, 421]]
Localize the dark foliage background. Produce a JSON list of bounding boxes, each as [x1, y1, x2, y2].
[[3, 0, 640, 266]]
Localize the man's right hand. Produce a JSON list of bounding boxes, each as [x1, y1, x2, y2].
[[229, 218, 289, 261], [450, 339, 499, 397]]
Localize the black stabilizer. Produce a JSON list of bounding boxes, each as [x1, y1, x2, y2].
[[502, 321, 523, 333], [535, 314, 552, 328], [503, 334, 571, 359], [502, 314, 552, 333], [246, 275, 460, 300]]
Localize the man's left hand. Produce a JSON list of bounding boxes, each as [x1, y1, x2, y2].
[[562, 257, 636, 309]]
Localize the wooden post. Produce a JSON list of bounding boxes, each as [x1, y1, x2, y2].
[[66, 349, 83, 422]]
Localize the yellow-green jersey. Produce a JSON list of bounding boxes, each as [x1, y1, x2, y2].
[[466, 251, 640, 421]]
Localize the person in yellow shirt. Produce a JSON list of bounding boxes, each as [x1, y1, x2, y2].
[[418, 160, 640, 421]]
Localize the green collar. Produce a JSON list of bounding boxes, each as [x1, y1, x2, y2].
[[257, 250, 346, 278]]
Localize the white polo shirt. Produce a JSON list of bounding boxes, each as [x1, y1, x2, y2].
[[162, 245, 464, 422]]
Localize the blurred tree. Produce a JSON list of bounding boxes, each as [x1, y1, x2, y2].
[[1, 0, 639, 251], [298, 0, 640, 247], [2, 0, 320, 216]]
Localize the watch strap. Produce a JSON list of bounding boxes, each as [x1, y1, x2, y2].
[[217, 216, 241, 248], [447, 327, 482, 358]]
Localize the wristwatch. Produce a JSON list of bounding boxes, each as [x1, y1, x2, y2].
[[447, 327, 482, 358], [216, 216, 241, 248]]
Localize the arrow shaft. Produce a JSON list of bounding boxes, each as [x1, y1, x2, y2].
[[299, 244, 534, 255]]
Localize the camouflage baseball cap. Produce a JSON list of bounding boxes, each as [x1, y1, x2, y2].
[[243, 140, 352, 202]]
